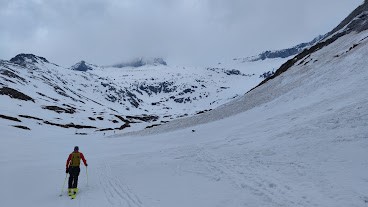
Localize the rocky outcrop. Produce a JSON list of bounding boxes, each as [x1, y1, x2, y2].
[[70, 61, 95, 71], [10, 54, 49, 66], [244, 35, 326, 62]]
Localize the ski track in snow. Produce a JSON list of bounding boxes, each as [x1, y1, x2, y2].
[[167, 144, 315, 207], [98, 162, 143, 207]]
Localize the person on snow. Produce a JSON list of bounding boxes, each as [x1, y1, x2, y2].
[[66, 146, 88, 196]]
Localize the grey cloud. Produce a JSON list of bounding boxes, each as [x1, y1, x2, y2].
[[0, 0, 363, 66]]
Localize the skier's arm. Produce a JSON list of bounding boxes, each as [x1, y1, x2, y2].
[[66, 154, 72, 168], [80, 153, 88, 166]]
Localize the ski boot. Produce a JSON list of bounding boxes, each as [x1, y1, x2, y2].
[[68, 188, 73, 196], [71, 188, 78, 199]]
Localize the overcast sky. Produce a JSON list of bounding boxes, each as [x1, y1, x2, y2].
[[0, 0, 363, 66]]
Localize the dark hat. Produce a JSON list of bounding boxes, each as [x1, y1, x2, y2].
[[74, 146, 79, 151]]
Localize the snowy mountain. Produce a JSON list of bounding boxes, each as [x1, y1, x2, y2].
[[1, 2, 368, 207], [9, 53, 52, 66], [70, 61, 99, 72], [0, 52, 284, 134]]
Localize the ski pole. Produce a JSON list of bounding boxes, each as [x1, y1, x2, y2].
[[86, 166, 89, 186], [59, 173, 68, 196]]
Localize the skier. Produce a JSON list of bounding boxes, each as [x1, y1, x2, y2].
[[66, 146, 88, 197]]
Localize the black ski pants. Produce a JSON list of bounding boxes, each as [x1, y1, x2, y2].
[[68, 166, 80, 189]]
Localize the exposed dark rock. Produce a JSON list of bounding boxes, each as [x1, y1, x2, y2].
[[108, 108, 118, 112], [177, 113, 188, 118], [0, 69, 26, 83], [126, 115, 159, 122], [115, 122, 130, 130], [100, 82, 141, 107], [12, 125, 30, 130], [97, 122, 130, 131], [174, 97, 184, 103], [224, 69, 241, 75], [42, 105, 76, 114], [0, 114, 21, 122], [37, 92, 59, 102], [43, 121, 96, 129], [88, 117, 96, 121], [183, 88, 194, 93], [126, 91, 140, 107], [145, 124, 161, 129], [260, 71, 275, 79], [106, 94, 117, 102], [196, 109, 212, 115], [0, 87, 35, 102], [52, 85, 72, 99], [10, 53, 49, 65], [70, 61, 94, 72], [97, 128, 114, 132], [18, 115, 43, 121], [114, 115, 132, 123], [66, 123, 96, 129], [207, 67, 251, 76], [138, 81, 176, 95]]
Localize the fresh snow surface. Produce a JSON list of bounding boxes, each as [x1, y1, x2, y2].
[[1, 32, 368, 207]]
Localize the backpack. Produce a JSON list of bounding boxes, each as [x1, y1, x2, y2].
[[70, 152, 81, 167]]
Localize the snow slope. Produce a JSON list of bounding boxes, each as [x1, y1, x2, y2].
[[1, 3, 368, 207]]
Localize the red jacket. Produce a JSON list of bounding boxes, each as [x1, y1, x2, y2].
[[66, 151, 87, 168]]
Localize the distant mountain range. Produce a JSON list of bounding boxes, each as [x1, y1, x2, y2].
[[240, 34, 327, 62], [0, 51, 280, 133], [0, 22, 338, 134]]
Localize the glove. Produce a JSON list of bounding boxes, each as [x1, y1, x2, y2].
[[66, 168, 69, 173]]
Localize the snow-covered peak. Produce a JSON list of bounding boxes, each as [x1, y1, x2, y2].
[[111, 57, 167, 68], [69, 60, 98, 71], [9, 53, 50, 66]]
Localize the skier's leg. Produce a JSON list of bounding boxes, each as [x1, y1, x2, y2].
[[73, 167, 81, 188], [74, 176, 79, 188], [68, 169, 73, 189], [68, 168, 73, 195]]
